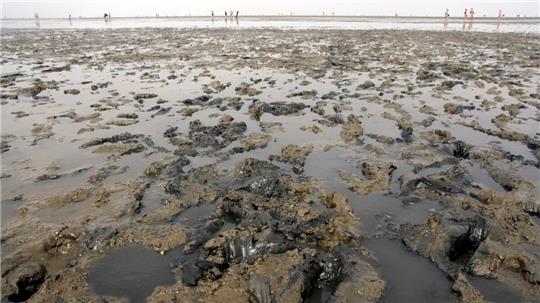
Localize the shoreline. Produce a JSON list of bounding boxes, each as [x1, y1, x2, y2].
[[1, 27, 538, 37], [1, 19, 538, 34], [2, 15, 539, 23]]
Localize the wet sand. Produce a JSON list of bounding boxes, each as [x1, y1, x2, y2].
[[2, 16, 539, 33], [1, 28, 539, 302]]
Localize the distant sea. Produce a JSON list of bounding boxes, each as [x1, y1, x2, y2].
[[1, 16, 539, 33]]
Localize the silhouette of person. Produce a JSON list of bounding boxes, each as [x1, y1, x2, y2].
[[468, 8, 474, 30], [463, 9, 469, 30], [35, 13, 40, 28], [444, 9, 449, 30]]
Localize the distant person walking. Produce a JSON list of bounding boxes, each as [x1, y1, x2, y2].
[[34, 13, 40, 28], [444, 8, 449, 30], [462, 9, 468, 31], [236, 11, 239, 18], [211, 11, 214, 17], [468, 8, 475, 30], [496, 10, 503, 29], [225, 11, 227, 17]]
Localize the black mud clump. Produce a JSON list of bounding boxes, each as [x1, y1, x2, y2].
[[164, 163, 218, 197], [451, 140, 472, 159], [400, 127, 413, 143], [164, 157, 374, 302], [134, 93, 158, 100], [80, 132, 142, 148], [401, 164, 473, 197], [182, 95, 222, 107], [422, 62, 479, 81], [419, 165, 472, 193], [42, 65, 70, 73], [400, 213, 490, 285], [236, 158, 279, 177], [1, 257, 47, 302], [189, 120, 247, 152], [249, 101, 308, 120], [165, 119, 247, 156], [448, 215, 488, 263], [181, 260, 226, 286]]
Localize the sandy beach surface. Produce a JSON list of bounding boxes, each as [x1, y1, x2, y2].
[[1, 27, 540, 302]]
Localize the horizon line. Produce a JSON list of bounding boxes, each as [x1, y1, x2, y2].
[[2, 14, 539, 19]]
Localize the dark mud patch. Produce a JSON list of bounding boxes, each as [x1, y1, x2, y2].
[[366, 239, 456, 303], [87, 245, 175, 303]]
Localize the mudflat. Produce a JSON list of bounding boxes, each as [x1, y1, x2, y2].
[[1, 28, 539, 303]]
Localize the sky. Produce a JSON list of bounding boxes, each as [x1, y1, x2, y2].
[[1, 0, 539, 18]]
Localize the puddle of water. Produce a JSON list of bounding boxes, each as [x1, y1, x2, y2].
[[173, 202, 215, 227], [1, 199, 20, 225], [305, 149, 442, 235], [468, 275, 528, 303], [444, 123, 536, 162], [366, 239, 455, 303], [87, 245, 175, 303], [518, 165, 540, 184], [352, 192, 442, 236], [466, 162, 505, 192]]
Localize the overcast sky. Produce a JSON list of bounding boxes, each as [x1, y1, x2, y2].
[[2, 0, 539, 18]]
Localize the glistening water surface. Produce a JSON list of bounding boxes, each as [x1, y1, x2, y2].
[[1, 16, 539, 33]]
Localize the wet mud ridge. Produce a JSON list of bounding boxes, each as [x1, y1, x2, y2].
[[1, 28, 540, 303]]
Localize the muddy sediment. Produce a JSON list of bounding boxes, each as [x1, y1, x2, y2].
[[1, 28, 539, 302]]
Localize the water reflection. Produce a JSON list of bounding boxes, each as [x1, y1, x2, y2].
[[2, 17, 537, 33], [443, 9, 449, 30], [34, 13, 40, 28]]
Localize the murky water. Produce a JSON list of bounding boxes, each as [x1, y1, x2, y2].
[[366, 239, 455, 303], [469, 275, 531, 303], [87, 246, 175, 303]]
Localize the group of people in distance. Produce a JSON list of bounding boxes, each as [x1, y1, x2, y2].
[[60, 8, 507, 29], [443, 8, 505, 31], [211, 10, 239, 18], [462, 8, 475, 31]]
